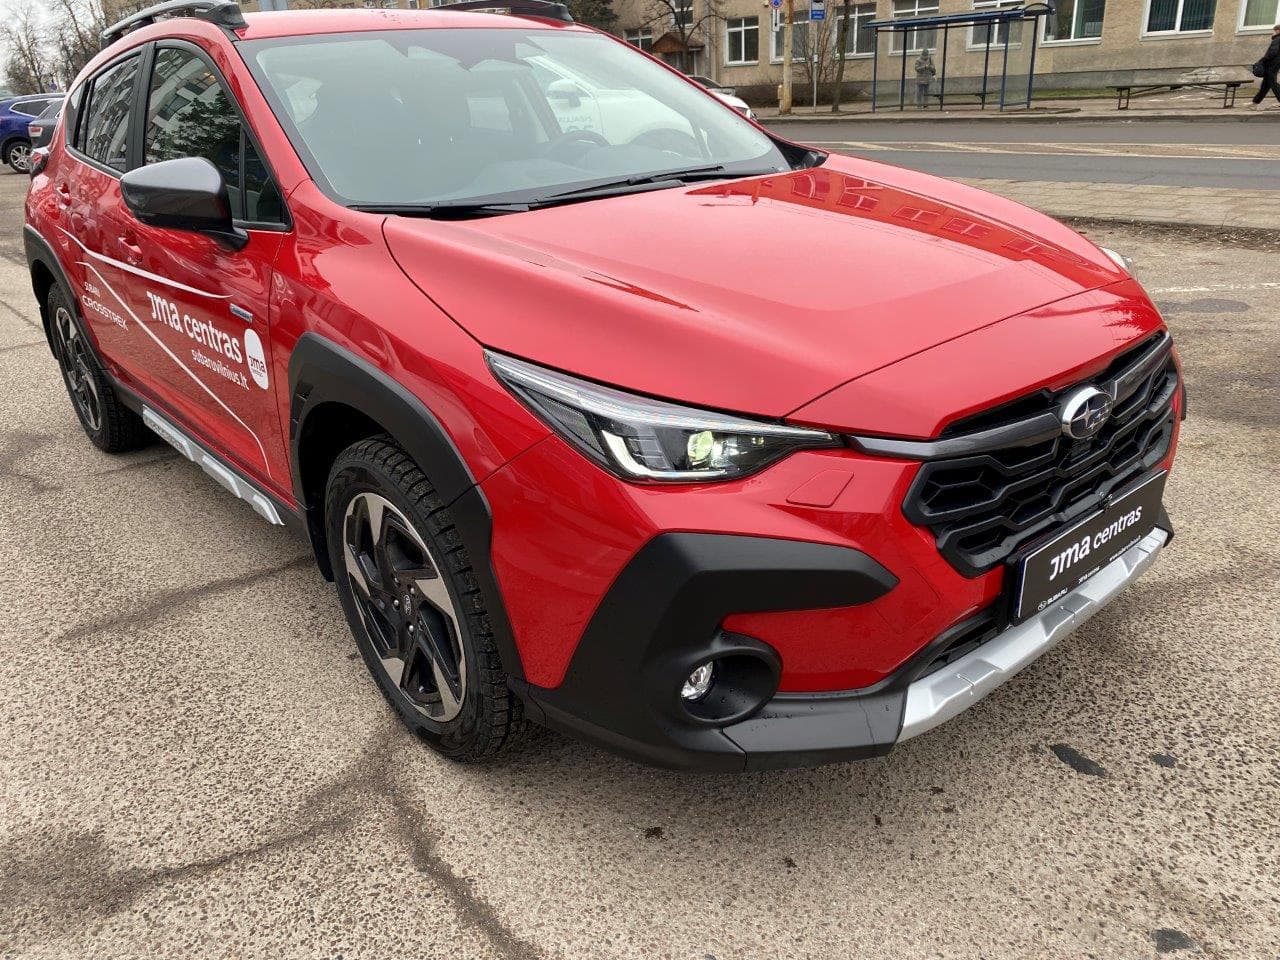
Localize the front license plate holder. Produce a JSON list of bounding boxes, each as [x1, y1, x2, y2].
[[1010, 470, 1169, 623]]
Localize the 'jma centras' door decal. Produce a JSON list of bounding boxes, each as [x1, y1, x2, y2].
[[145, 291, 270, 392], [59, 227, 273, 478]]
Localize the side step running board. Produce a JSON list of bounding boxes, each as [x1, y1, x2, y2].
[[142, 406, 285, 526]]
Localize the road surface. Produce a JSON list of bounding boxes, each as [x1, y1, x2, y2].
[[768, 118, 1280, 190]]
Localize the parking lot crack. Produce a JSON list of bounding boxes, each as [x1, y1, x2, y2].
[[301, 731, 549, 960], [0, 816, 354, 951], [59, 554, 314, 641], [0, 431, 60, 493], [0, 339, 46, 354], [0, 296, 41, 331]]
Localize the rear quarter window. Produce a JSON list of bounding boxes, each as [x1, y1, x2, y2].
[[80, 55, 141, 171]]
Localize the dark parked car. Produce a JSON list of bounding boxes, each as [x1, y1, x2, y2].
[[26, 99, 64, 151], [1, 94, 63, 171]]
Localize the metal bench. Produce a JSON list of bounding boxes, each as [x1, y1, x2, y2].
[[929, 91, 990, 107], [1110, 80, 1245, 110]]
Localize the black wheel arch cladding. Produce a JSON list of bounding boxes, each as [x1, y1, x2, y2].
[[288, 332, 525, 681], [25, 225, 82, 360]]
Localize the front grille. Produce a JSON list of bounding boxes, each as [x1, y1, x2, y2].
[[899, 334, 1179, 578]]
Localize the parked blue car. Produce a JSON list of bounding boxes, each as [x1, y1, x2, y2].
[[1, 94, 63, 172]]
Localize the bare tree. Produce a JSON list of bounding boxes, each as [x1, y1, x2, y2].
[[567, 0, 617, 30], [47, 0, 120, 86], [1, 2, 58, 94], [830, 0, 851, 112], [639, 0, 722, 74], [2, 0, 158, 90], [792, 11, 838, 107]]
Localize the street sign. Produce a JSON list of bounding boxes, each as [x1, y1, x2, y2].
[[810, 0, 825, 20], [770, 0, 782, 7]]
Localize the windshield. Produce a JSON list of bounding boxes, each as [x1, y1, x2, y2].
[[242, 28, 790, 208]]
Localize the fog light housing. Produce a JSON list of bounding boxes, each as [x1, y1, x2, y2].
[[680, 662, 715, 701]]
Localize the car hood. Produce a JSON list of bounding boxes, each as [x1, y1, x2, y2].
[[384, 156, 1126, 419]]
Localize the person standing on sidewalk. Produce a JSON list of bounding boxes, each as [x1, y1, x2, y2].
[[1251, 24, 1280, 108], [914, 52, 936, 108]]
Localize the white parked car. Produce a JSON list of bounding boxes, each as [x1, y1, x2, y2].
[[688, 75, 757, 120]]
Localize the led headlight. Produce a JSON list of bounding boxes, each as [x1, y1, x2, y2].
[[487, 352, 840, 482]]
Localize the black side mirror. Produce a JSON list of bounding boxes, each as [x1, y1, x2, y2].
[[120, 157, 247, 250]]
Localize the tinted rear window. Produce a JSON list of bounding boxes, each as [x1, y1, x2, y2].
[[80, 56, 140, 171]]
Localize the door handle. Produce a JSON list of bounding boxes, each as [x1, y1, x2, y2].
[[118, 236, 143, 263]]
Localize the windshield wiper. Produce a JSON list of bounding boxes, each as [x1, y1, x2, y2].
[[542, 165, 779, 201], [350, 167, 782, 220], [350, 201, 533, 219]]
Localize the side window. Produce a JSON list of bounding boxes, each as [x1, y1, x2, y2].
[[145, 47, 285, 225], [243, 139, 283, 224], [64, 85, 85, 147], [80, 55, 140, 171]]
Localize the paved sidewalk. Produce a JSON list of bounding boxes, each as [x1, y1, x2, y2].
[[759, 95, 1280, 124], [956, 179, 1280, 232]]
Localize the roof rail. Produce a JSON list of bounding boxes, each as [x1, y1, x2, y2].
[[101, 0, 246, 48], [429, 0, 574, 23]]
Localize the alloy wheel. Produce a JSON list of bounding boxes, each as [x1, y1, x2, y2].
[[342, 491, 466, 723], [8, 142, 30, 172], [52, 306, 102, 432]]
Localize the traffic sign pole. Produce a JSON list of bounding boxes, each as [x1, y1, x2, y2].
[[780, 0, 794, 114]]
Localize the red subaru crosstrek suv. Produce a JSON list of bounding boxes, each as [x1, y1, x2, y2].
[[25, 0, 1183, 770]]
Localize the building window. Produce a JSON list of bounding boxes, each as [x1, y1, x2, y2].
[[625, 28, 654, 51], [837, 2, 878, 57], [891, 0, 939, 53], [1240, 0, 1280, 29], [407, 0, 420, 8], [771, 7, 810, 61], [970, 0, 1023, 47], [673, 0, 693, 30], [725, 17, 760, 64], [1045, 0, 1105, 41], [1143, 0, 1218, 33]]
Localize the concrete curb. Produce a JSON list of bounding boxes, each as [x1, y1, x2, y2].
[[1056, 215, 1278, 240]]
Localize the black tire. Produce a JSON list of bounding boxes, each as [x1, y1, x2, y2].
[[325, 435, 525, 761], [47, 284, 150, 453], [5, 139, 31, 172]]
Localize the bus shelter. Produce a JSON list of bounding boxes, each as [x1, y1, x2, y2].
[[868, 3, 1054, 112]]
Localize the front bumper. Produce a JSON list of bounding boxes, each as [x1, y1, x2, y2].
[[522, 527, 1169, 771], [898, 527, 1167, 741]]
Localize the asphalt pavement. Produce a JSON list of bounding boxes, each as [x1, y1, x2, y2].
[[1, 168, 1278, 959], [769, 117, 1280, 190]]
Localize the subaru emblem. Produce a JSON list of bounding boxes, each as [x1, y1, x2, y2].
[[1060, 386, 1113, 440]]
